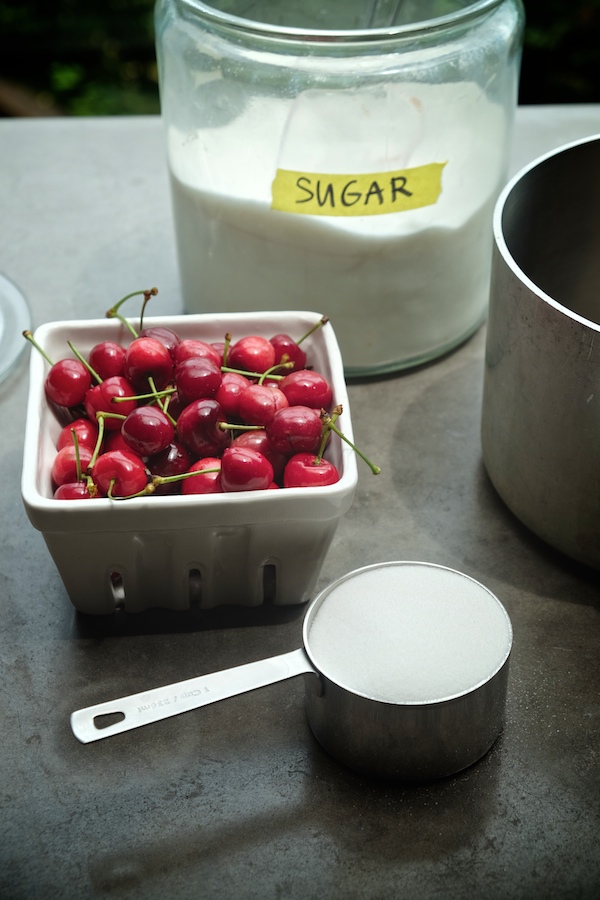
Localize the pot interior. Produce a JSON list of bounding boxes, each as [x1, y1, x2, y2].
[[499, 136, 600, 325]]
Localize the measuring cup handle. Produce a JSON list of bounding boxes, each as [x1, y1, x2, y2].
[[70, 647, 316, 743]]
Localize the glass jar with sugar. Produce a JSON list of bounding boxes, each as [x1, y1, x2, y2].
[[155, 0, 524, 376]]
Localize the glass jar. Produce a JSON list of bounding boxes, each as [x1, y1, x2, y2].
[[155, 0, 524, 377]]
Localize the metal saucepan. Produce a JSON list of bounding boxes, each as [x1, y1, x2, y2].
[[71, 562, 512, 781], [482, 133, 600, 569]]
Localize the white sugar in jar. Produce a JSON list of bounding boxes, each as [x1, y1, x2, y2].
[[155, 1, 524, 376]]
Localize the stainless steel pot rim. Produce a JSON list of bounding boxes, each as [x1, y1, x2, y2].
[[302, 560, 513, 708], [492, 132, 600, 332]]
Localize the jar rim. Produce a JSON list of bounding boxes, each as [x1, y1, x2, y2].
[[176, 0, 505, 42]]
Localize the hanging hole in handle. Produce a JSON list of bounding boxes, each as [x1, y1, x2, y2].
[[94, 711, 125, 730]]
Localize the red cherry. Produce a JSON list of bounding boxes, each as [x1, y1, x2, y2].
[[163, 390, 186, 421], [173, 338, 221, 368], [266, 406, 323, 455], [45, 358, 91, 408], [92, 449, 149, 498], [57, 417, 99, 452], [54, 481, 99, 500], [237, 383, 289, 425], [278, 369, 333, 410], [123, 336, 174, 391], [138, 326, 181, 360], [176, 398, 230, 459], [220, 446, 274, 492], [231, 429, 287, 481], [227, 335, 275, 374], [88, 341, 126, 380], [211, 341, 226, 364], [181, 457, 223, 495], [104, 429, 135, 454], [283, 453, 340, 488], [51, 444, 94, 487], [121, 406, 175, 457], [174, 356, 222, 405], [84, 376, 137, 430], [269, 333, 307, 370], [147, 441, 192, 495], [214, 371, 251, 418]]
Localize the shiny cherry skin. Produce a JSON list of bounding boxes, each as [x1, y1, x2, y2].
[[181, 457, 223, 495], [54, 481, 98, 500], [88, 341, 126, 380], [220, 446, 273, 492], [121, 406, 175, 457], [176, 398, 230, 459], [104, 429, 134, 454], [266, 405, 323, 455], [174, 356, 222, 406], [45, 358, 91, 408], [147, 441, 192, 495], [123, 336, 174, 391], [164, 390, 187, 421], [231, 429, 287, 481], [237, 383, 289, 425], [92, 449, 149, 498], [214, 371, 251, 419], [51, 444, 94, 487], [227, 335, 276, 374], [84, 376, 137, 430], [173, 338, 221, 368], [211, 341, 226, 364], [278, 369, 333, 410], [57, 417, 99, 452], [269, 333, 307, 370], [283, 452, 339, 488], [138, 326, 181, 360]]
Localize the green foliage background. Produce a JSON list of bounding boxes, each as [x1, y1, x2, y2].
[[0, 0, 598, 115]]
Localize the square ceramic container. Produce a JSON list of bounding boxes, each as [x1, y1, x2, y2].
[[22, 311, 357, 614]]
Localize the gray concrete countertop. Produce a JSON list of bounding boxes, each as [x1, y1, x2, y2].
[[1, 106, 600, 899]]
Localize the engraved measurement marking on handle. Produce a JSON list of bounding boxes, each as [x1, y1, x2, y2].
[[71, 648, 316, 743]]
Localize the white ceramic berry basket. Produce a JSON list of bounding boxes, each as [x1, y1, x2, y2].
[[21, 310, 357, 615]]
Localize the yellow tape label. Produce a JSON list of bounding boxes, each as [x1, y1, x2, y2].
[[271, 162, 446, 217]]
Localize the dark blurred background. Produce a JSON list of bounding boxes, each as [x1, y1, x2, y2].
[[0, 0, 598, 117]]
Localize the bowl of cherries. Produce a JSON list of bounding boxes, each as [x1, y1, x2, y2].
[[21, 295, 372, 615]]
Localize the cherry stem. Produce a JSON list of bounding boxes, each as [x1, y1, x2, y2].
[[112, 386, 175, 403], [89, 415, 106, 468], [221, 365, 283, 381], [154, 467, 220, 486], [70, 428, 83, 481], [147, 376, 177, 427], [23, 330, 54, 366], [70, 428, 97, 494], [316, 405, 341, 463], [218, 422, 262, 434], [105, 288, 157, 338], [222, 333, 232, 367], [98, 411, 127, 421], [258, 361, 294, 384], [297, 316, 329, 346], [321, 406, 381, 475], [67, 340, 103, 384], [107, 466, 221, 500], [138, 287, 159, 332]]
